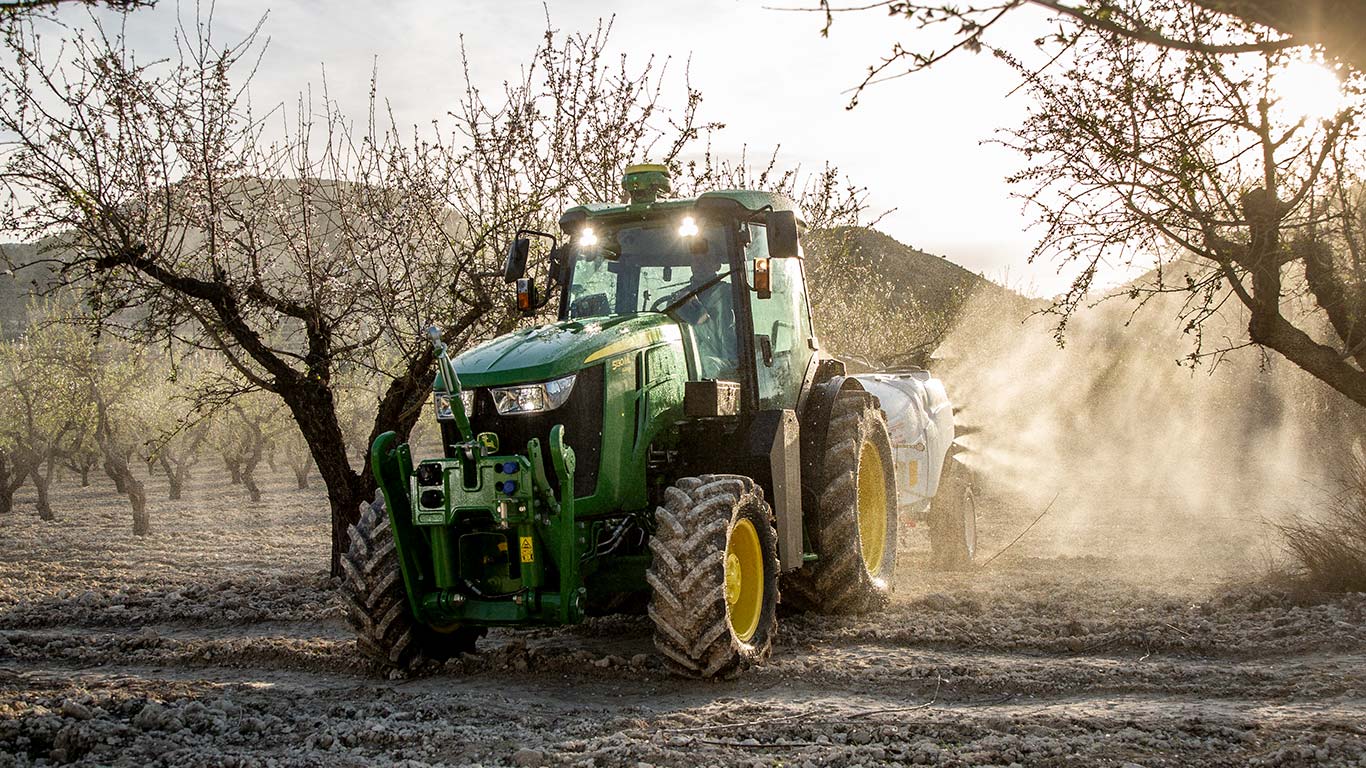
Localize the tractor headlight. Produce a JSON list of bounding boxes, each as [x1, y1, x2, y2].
[[433, 390, 476, 420], [490, 374, 576, 415]]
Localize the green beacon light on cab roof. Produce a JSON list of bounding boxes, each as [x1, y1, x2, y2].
[[622, 163, 671, 204]]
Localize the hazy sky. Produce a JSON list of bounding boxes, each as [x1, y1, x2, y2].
[[76, 0, 1073, 294]]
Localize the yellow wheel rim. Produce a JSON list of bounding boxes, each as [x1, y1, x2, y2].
[[857, 441, 888, 572], [724, 518, 764, 642], [430, 622, 464, 634]]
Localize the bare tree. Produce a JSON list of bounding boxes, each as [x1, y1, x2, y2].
[[207, 392, 281, 504], [141, 367, 211, 500], [0, 13, 720, 573], [275, 424, 315, 490], [809, 0, 1365, 106], [991, 2, 1366, 407]]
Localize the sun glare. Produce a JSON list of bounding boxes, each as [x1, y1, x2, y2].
[[1271, 60, 1345, 122]]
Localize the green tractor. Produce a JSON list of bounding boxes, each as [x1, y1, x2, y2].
[[343, 164, 972, 678]]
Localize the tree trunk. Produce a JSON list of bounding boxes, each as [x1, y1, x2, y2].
[[245, 413, 268, 504], [225, 457, 243, 485], [283, 382, 371, 577], [244, 474, 262, 503], [108, 453, 148, 535], [105, 460, 127, 493], [100, 446, 149, 536], [129, 476, 149, 535], [292, 464, 309, 490], [30, 467, 53, 521], [242, 442, 262, 503], [1190, 1, 1366, 73], [0, 452, 13, 514], [158, 455, 183, 500], [0, 452, 16, 516], [78, 466, 91, 487]]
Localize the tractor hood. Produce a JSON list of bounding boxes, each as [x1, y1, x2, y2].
[[451, 313, 682, 388]]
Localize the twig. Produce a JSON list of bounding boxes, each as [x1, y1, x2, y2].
[[979, 492, 1060, 568], [670, 710, 814, 734], [847, 700, 936, 719]]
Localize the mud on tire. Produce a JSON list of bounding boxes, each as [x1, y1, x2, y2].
[[341, 499, 482, 669], [646, 475, 779, 679], [782, 389, 897, 614]]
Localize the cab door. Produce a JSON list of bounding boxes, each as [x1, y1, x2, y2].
[[743, 222, 815, 410]]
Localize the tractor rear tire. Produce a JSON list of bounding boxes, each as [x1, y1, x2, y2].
[[646, 475, 779, 678], [782, 389, 897, 614], [930, 459, 977, 570], [341, 498, 483, 669]]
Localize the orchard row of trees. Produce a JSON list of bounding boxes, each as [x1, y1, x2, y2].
[[0, 295, 440, 534]]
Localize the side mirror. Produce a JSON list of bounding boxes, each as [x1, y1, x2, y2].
[[504, 238, 530, 283], [766, 210, 799, 259]]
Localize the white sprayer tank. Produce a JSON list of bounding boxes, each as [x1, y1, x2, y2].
[[852, 371, 955, 520]]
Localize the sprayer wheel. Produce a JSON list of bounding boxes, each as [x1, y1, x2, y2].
[[340, 498, 483, 669], [930, 459, 977, 570], [783, 389, 898, 614], [646, 475, 779, 678]]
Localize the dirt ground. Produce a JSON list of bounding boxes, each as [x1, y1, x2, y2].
[[0, 469, 1363, 767]]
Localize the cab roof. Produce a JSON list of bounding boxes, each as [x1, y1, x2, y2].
[[559, 189, 805, 231]]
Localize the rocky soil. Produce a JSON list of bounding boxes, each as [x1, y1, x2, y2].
[[0, 470, 1363, 767]]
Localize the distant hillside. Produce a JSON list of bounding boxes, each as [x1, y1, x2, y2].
[[806, 226, 1008, 311], [803, 226, 1029, 367]]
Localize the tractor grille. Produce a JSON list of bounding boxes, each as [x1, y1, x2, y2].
[[450, 364, 604, 499]]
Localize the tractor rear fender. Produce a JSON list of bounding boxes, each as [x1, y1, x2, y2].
[[797, 372, 869, 536]]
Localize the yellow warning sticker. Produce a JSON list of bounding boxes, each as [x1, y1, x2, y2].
[[519, 536, 534, 563]]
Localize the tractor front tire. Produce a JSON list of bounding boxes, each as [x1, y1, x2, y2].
[[341, 498, 482, 669], [930, 458, 977, 570], [783, 389, 897, 614], [646, 475, 779, 678]]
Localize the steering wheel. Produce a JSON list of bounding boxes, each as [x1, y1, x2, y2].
[[649, 287, 690, 312]]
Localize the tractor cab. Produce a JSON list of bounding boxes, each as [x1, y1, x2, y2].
[[508, 163, 818, 418]]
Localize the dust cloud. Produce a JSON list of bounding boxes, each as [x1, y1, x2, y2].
[[932, 282, 1358, 574]]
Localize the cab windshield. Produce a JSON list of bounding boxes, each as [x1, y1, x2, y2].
[[563, 217, 730, 320], [563, 216, 739, 379]]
